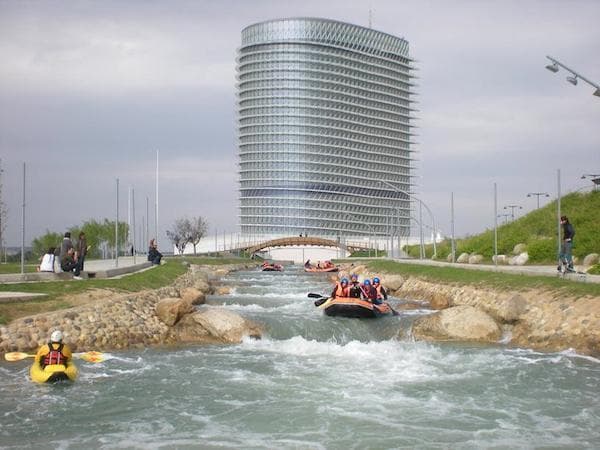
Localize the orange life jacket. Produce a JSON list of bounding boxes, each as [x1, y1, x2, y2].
[[335, 282, 350, 297], [43, 342, 66, 366]]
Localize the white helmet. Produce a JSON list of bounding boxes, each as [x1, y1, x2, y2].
[[50, 330, 63, 342]]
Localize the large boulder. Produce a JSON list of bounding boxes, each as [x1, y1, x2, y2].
[[381, 274, 404, 291], [156, 297, 194, 326], [490, 294, 527, 323], [166, 308, 263, 344], [412, 305, 502, 343], [429, 292, 451, 310], [456, 253, 470, 263], [513, 243, 527, 255], [179, 287, 206, 305], [492, 255, 508, 265], [508, 252, 529, 266], [468, 254, 484, 264], [583, 253, 599, 266]]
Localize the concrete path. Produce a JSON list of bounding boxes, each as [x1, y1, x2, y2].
[[0, 256, 153, 296], [387, 258, 600, 284]]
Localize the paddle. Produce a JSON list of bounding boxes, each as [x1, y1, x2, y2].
[[4, 350, 105, 363], [307, 292, 329, 307]]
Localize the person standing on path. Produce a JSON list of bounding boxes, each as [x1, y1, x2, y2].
[[59, 232, 73, 260], [559, 215, 575, 272], [76, 231, 88, 272]]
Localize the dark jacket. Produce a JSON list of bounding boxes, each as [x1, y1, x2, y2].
[[562, 222, 575, 241]]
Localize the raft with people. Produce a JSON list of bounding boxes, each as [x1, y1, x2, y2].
[[315, 297, 395, 318], [261, 262, 283, 272], [303, 260, 338, 273]]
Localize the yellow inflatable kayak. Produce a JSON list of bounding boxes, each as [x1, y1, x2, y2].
[[30, 361, 78, 383]]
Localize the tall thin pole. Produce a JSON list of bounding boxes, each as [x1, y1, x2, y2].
[[127, 185, 131, 250], [155, 150, 159, 245], [145, 196, 149, 251], [20, 163, 25, 274], [494, 182, 498, 268], [132, 187, 136, 264], [557, 169, 562, 267], [115, 178, 119, 268], [451, 192, 456, 263], [419, 201, 424, 259]]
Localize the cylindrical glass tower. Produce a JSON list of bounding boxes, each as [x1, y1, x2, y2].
[[237, 18, 416, 237]]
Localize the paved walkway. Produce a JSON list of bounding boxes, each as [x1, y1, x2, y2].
[[0, 257, 153, 302], [387, 258, 600, 284]]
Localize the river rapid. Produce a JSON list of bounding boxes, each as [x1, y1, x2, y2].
[[1, 266, 599, 449]]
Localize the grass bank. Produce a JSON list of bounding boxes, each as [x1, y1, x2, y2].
[[0, 256, 254, 324], [405, 190, 600, 263], [366, 260, 600, 297]]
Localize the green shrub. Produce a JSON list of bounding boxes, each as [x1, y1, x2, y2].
[[588, 264, 600, 275], [527, 238, 556, 262]]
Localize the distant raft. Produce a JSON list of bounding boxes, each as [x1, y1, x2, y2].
[[317, 297, 394, 318], [262, 263, 283, 272], [304, 266, 339, 273], [30, 361, 78, 383]]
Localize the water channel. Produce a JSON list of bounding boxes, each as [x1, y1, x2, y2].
[[1, 266, 599, 449]]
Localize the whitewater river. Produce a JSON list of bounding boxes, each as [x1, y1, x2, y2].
[[1, 266, 599, 449]]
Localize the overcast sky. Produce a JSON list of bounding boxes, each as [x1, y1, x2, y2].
[[1, 0, 599, 250]]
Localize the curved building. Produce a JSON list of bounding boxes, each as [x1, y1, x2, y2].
[[237, 18, 416, 238]]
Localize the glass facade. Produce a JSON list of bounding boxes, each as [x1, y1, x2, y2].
[[237, 18, 416, 237]]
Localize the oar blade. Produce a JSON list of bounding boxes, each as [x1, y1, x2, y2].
[[307, 292, 326, 299], [4, 352, 34, 361], [78, 351, 104, 363]]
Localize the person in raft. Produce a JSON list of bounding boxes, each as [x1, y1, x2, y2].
[[361, 279, 378, 303], [331, 277, 350, 298], [371, 277, 388, 304], [35, 330, 73, 369], [348, 274, 362, 298]]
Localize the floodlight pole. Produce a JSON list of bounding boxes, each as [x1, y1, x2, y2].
[[20, 163, 26, 274], [527, 192, 549, 209], [545, 56, 600, 97]]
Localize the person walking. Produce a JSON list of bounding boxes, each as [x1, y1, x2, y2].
[[76, 232, 88, 272], [559, 215, 575, 273]]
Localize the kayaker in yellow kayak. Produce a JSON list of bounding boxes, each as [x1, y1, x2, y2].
[[35, 330, 73, 369]]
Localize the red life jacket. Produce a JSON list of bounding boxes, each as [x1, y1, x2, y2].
[[375, 284, 384, 300], [362, 284, 377, 300], [43, 342, 66, 366], [335, 282, 350, 297]]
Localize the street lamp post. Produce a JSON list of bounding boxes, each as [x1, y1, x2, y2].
[[545, 56, 600, 98], [503, 204, 522, 221], [527, 192, 549, 209], [378, 180, 436, 258], [497, 213, 511, 225]]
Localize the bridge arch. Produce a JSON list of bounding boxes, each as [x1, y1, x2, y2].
[[245, 236, 368, 255]]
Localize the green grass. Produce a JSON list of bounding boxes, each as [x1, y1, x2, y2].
[[0, 263, 38, 274], [0, 256, 254, 324], [367, 260, 600, 297], [405, 190, 600, 263]]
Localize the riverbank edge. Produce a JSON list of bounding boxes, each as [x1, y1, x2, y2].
[[394, 275, 599, 357], [339, 264, 600, 357], [0, 262, 262, 355]]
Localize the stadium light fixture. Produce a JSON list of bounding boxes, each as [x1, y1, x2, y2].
[[546, 56, 600, 99]]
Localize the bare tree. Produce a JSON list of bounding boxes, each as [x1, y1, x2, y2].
[[166, 218, 189, 255], [188, 216, 208, 255], [166, 216, 209, 256]]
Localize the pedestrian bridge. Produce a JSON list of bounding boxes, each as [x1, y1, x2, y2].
[[242, 236, 370, 255]]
